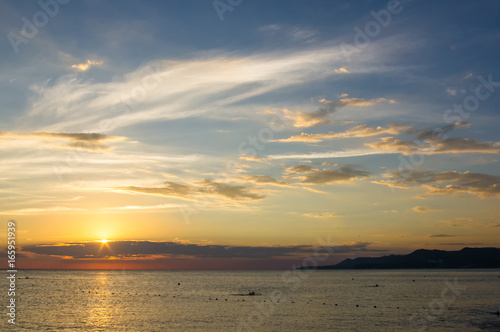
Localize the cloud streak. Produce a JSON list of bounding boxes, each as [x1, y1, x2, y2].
[[376, 169, 500, 198], [268, 149, 389, 160], [366, 122, 500, 155], [243, 175, 289, 187], [273, 124, 410, 143], [0, 131, 124, 151], [412, 206, 439, 213], [367, 137, 500, 155], [282, 97, 395, 128], [117, 179, 265, 201], [285, 164, 370, 185], [304, 212, 340, 218], [20, 240, 375, 259], [71, 60, 103, 71]]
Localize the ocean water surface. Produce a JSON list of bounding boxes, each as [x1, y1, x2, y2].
[[2, 269, 500, 331]]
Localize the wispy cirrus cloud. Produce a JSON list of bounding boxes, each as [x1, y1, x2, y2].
[[23, 45, 389, 133], [105, 203, 185, 211], [258, 24, 317, 43], [272, 123, 410, 143], [239, 155, 268, 163], [0, 206, 86, 215], [0, 204, 187, 215], [268, 149, 388, 160]]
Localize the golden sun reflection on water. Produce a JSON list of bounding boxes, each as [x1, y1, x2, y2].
[[86, 271, 113, 328]]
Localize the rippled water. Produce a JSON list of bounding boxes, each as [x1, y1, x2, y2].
[[2, 269, 499, 331]]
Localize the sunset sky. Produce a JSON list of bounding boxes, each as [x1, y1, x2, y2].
[[1, 0, 499, 269]]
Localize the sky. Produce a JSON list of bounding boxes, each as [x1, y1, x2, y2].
[[0, 0, 499, 269]]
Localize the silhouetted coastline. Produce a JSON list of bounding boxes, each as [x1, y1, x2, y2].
[[298, 247, 500, 269]]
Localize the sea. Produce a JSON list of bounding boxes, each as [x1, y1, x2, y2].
[[2, 269, 499, 331]]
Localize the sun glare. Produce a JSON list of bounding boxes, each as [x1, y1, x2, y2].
[[100, 239, 108, 244]]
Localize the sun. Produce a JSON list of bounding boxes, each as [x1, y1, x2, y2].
[[100, 239, 108, 244]]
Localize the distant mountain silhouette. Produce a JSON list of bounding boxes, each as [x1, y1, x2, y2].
[[299, 247, 500, 269]]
